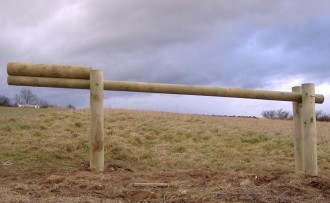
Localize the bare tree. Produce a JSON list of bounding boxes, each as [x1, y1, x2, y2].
[[277, 109, 290, 120], [14, 88, 39, 105], [38, 99, 49, 108], [316, 110, 324, 120], [0, 95, 11, 106], [262, 110, 276, 119], [67, 104, 76, 109], [262, 109, 292, 120]]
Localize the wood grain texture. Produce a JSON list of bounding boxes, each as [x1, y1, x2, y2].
[[292, 86, 304, 172], [90, 70, 104, 173], [302, 83, 318, 176], [7, 62, 90, 79]]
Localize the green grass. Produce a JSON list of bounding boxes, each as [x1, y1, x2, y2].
[[240, 131, 271, 143], [74, 122, 83, 128]]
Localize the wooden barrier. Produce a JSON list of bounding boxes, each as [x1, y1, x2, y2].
[[6, 62, 324, 176], [6, 75, 325, 104]]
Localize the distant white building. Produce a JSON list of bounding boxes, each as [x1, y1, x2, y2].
[[17, 103, 40, 108]]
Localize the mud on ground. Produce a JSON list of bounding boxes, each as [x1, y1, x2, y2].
[[1, 162, 329, 203]]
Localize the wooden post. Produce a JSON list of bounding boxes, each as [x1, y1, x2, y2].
[[292, 86, 304, 172], [90, 70, 104, 172], [301, 83, 318, 176]]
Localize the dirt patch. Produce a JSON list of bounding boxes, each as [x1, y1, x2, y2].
[[1, 166, 329, 202]]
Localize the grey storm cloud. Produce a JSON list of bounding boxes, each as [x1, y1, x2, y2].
[[1, 0, 330, 112]]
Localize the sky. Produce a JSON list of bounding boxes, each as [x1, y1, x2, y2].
[[1, 0, 329, 116]]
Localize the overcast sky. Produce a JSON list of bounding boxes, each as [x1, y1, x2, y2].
[[1, 0, 329, 116]]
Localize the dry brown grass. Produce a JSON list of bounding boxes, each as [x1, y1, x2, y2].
[[0, 107, 329, 202], [103, 108, 330, 174]]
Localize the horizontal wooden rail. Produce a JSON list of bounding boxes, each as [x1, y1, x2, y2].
[[7, 76, 325, 103], [7, 62, 91, 79]]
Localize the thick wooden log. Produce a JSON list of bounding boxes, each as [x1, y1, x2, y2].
[[7, 62, 90, 79], [302, 83, 318, 176], [7, 76, 325, 104], [103, 81, 323, 103], [292, 86, 304, 172], [8, 76, 90, 89], [90, 70, 104, 173]]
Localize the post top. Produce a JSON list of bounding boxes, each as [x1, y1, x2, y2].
[[292, 86, 302, 91], [302, 83, 315, 86]]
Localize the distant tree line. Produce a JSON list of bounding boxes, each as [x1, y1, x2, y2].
[[315, 110, 330, 122], [262, 109, 330, 122], [261, 109, 292, 120], [0, 88, 49, 108], [1, 88, 76, 109], [13, 89, 49, 108]]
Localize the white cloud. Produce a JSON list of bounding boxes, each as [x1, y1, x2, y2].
[[1, 0, 330, 115]]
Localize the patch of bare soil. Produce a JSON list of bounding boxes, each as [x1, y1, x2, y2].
[[0, 163, 329, 202]]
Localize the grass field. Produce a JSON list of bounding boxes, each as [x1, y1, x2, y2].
[[0, 107, 329, 202]]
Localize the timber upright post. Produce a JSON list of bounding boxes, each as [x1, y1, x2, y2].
[[292, 86, 304, 172], [301, 83, 318, 176], [90, 70, 104, 172]]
